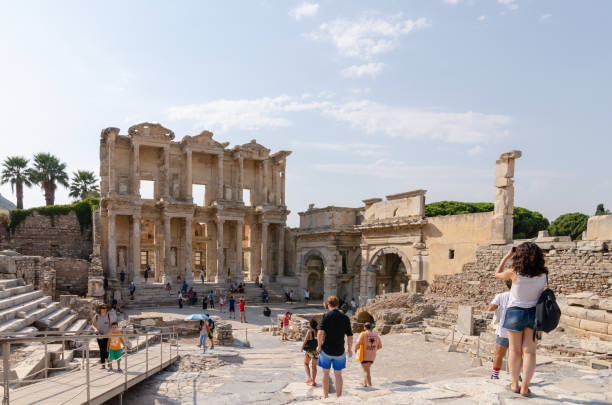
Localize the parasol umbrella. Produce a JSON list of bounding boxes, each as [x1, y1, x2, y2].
[[184, 314, 209, 321]]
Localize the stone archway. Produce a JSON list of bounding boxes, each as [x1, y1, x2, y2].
[[368, 247, 411, 295], [303, 250, 326, 299]]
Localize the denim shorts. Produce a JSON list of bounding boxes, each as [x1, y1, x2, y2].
[[495, 336, 509, 347], [317, 351, 346, 370], [503, 306, 536, 332]]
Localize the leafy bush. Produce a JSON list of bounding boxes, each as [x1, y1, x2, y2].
[[595, 203, 610, 216], [426, 201, 549, 239], [7, 197, 99, 233], [548, 212, 589, 240]]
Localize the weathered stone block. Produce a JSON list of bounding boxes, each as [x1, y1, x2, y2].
[[579, 319, 608, 334], [457, 305, 474, 336], [586, 308, 607, 323], [564, 305, 587, 319], [568, 292, 600, 309], [560, 314, 581, 328]]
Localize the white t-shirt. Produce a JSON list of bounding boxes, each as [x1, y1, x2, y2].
[[304, 290, 309, 298], [492, 292, 511, 338]]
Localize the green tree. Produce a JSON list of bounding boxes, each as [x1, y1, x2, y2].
[[0, 156, 32, 209], [69, 170, 100, 200], [548, 212, 589, 240], [513, 207, 549, 239], [29, 153, 69, 206], [595, 203, 610, 216], [425, 201, 549, 239]]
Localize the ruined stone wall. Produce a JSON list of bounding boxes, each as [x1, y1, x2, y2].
[[1, 211, 92, 259], [427, 242, 612, 308], [47, 257, 89, 297]]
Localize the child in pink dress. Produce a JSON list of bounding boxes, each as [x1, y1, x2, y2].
[[354, 322, 382, 387]]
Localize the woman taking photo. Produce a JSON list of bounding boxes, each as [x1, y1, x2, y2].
[[494, 242, 548, 397], [301, 319, 319, 386]]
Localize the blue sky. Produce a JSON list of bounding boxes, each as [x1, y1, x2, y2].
[[0, 0, 610, 226]]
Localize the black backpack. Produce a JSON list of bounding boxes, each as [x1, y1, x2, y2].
[[534, 287, 561, 338]]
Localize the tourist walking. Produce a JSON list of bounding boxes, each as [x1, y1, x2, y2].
[[144, 265, 150, 283], [119, 270, 125, 283], [304, 289, 310, 303], [354, 322, 382, 387], [207, 314, 215, 350], [350, 298, 357, 315], [129, 280, 136, 299], [494, 243, 548, 397], [209, 291, 215, 309], [317, 296, 353, 399], [165, 282, 172, 295], [107, 321, 126, 372], [202, 295, 208, 310], [199, 319, 210, 353], [219, 295, 225, 313], [302, 318, 319, 386], [281, 312, 291, 341], [239, 297, 247, 323], [92, 304, 112, 369], [488, 279, 513, 379], [178, 291, 184, 309], [228, 295, 236, 319], [200, 267, 205, 283]]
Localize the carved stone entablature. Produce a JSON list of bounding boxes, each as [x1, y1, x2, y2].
[[181, 130, 229, 152], [100, 127, 119, 142], [237, 139, 270, 159], [128, 122, 175, 140], [358, 217, 427, 230], [270, 150, 292, 164]]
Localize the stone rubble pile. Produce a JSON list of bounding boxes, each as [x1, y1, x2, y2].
[[353, 293, 435, 335], [213, 320, 233, 346]]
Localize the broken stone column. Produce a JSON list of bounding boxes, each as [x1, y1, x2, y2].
[[491, 150, 522, 245]]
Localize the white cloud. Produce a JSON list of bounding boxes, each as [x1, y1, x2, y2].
[[341, 62, 385, 78], [498, 0, 518, 10], [350, 88, 371, 94], [289, 2, 319, 21], [167, 95, 511, 143], [321, 100, 511, 143], [306, 13, 431, 60], [443, 0, 461, 5], [293, 141, 386, 157], [478, 15, 486, 21], [539, 14, 552, 22], [467, 145, 483, 156]]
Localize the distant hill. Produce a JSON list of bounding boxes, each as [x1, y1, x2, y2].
[[0, 193, 16, 210]]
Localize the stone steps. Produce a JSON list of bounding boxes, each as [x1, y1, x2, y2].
[[0, 278, 25, 290], [0, 295, 51, 323], [35, 307, 71, 330], [66, 318, 89, 333], [0, 289, 44, 311], [0, 284, 34, 300], [49, 313, 78, 332]]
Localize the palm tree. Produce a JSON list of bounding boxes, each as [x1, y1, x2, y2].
[[29, 153, 69, 206], [0, 156, 32, 209], [69, 170, 99, 200]]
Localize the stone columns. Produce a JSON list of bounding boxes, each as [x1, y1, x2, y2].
[[278, 225, 285, 277], [132, 214, 141, 281], [216, 217, 225, 283], [185, 149, 192, 201], [359, 246, 372, 302], [132, 143, 140, 196], [184, 216, 193, 282], [280, 166, 286, 205], [108, 139, 115, 195], [260, 222, 269, 284], [275, 168, 282, 205], [163, 146, 170, 199], [217, 153, 224, 200], [238, 155, 244, 202], [492, 150, 522, 244], [107, 210, 117, 280], [262, 160, 269, 204], [163, 216, 171, 283], [236, 220, 243, 276]]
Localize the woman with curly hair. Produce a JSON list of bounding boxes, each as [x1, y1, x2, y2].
[[494, 242, 548, 397]]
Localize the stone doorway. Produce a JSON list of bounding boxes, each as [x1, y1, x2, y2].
[[373, 252, 409, 294], [305, 253, 325, 299]]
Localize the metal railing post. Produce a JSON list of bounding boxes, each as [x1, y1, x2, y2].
[[123, 328, 128, 392], [160, 332, 163, 370], [43, 332, 48, 379], [3, 342, 10, 405], [85, 338, 91, 404], [145, 332, 149, 377]]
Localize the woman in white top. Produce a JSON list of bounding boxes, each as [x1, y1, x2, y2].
[[494, 242, 548, 397]]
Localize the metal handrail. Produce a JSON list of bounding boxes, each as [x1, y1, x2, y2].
[[1, 328, 179, 405]]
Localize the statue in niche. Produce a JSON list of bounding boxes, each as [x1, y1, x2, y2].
[[117, 247, 127, 274], [171, 248, 177, 266]]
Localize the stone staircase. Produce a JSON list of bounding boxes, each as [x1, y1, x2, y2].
[[0, 278, 89, 334], [122, 280, 286, 308]]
